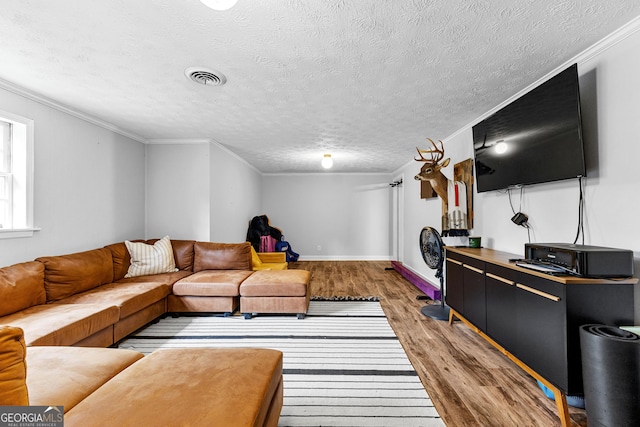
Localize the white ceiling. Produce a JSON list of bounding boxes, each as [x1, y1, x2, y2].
[[1, 1, 640, 173]]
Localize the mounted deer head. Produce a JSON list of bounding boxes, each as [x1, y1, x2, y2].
[[414, 138, 451, 201]]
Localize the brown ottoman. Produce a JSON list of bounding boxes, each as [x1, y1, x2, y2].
[[65, 348, 284, 427], [168, 270, 254, 315], [27, 346, 144, 412], [240, 269, 311, 319]]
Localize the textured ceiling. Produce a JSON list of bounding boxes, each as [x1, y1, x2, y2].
[[1, 0, 640, 173]]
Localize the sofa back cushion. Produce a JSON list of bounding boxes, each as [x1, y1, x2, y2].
[[106, 239, 195, 281], [0, 261, 46, 317], [146, 239, 195, 272], [124, 236, 179, 278], [0, 326, 29, 405], [193, 242, 251, 272], [36, 248, 114, 302], [105, 241, 142, 281]]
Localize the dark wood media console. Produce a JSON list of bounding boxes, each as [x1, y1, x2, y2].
[[445, 247, 637, 427]]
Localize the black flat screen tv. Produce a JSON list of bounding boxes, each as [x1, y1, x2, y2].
[[472, 64, 586, 193]]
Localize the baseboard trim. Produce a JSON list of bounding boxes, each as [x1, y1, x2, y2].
[[391, 261, 441, 301], [297, 255, 393, 261]]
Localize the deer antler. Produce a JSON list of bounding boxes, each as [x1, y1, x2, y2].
[[414, 138, 445, 163]]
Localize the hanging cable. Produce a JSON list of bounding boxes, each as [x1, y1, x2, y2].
[[507, 188, 517, 214], [507, 185, 526, 213], [521, 186, 532, 243], [573, 176, 585, 245]]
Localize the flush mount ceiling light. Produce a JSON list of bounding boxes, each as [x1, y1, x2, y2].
[[184, 67, 227, 86], [321, 154, 333, 169], [200, 0, 238, 11]]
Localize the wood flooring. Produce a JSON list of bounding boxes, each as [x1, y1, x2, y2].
[[292, 260, 587, 427]]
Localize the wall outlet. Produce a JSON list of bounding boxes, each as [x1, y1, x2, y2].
[[316, 245, 322, 251]]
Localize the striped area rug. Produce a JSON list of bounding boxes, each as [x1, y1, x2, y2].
[[119, 300, 444, 427]]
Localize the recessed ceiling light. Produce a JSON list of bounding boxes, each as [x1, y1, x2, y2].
[[184, 67, 227, 86], [200, 0, 238, 11]]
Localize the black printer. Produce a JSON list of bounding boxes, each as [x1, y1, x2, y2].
[[524, 243, 634, 278]]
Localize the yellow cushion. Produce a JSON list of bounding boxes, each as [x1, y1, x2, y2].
[[250, 246, 263, 267], [255, 252, 286, 264], [250, 248, 287, 270], [0, 326, 29, 405], [252, 263, 288, 271]]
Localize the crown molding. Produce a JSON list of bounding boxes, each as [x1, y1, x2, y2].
[[209, 138, 262, 174], [263, 172, 393, 177], [0, 77, 146, 143], [145, 137, 261, 174], [391, 14, 640, 177], [146, 138, 212, 145], [573, 14, 640, 65], [445, 15, 640, 144]]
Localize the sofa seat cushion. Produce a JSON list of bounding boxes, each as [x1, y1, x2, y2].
[[0, 261, 46, 317], [54, 282, 171, 319], [27, 346, 143, 412], [65, 348, 283, 427], [240, 270, 310, 297], [114, 270, 192, 286], [0, 304, 119, 346], [172, 270, 254, 297], [36, 248, 114, 302]]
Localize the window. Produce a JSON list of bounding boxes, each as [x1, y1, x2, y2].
[[0, 110, 36, 238], [0, 121, 12, 227]]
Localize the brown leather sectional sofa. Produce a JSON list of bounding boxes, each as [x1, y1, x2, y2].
[[1, 239, 309, 347], [0, 238, 307, 425]]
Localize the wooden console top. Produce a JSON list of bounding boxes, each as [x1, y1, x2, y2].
[[445, 246, 638, 285]]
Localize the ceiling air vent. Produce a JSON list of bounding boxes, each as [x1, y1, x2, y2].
[[184, 67, 227, 86]]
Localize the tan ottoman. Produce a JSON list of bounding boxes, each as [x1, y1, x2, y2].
[[65, 348, 284, 427], [27, 346, 144, 412], [168, 270, 254, 315], [240, 269, 311, 319]]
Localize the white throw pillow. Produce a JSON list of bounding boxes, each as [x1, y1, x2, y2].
[[125, 235, 179, 278]]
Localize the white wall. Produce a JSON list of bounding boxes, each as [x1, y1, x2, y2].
[[145, 143, 210, 241], [261, 173, 392, 260], [145, 142, 262, 244], [397, 165, 449, 281], [209, 143, 262, 243], [397, 25, 640, 319], [144, 149, 392, 258], [0, 86, 146, 266]]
